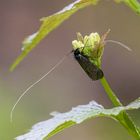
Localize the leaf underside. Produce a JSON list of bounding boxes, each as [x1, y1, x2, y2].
[[16, 98, 140, 140]]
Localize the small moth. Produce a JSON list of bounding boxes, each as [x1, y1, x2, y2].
[[73, 48, 104, 80], [72, 31, 110, 80]]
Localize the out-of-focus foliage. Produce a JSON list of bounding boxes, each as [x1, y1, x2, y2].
[[0, 89, 32, 140]]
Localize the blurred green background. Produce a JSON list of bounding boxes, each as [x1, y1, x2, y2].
[[0, 0, 140, 140]]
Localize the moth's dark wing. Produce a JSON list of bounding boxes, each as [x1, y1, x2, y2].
[[75, 54, 104, 80]]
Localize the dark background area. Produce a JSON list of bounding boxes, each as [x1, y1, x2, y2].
[[0, 0, 140, 140]]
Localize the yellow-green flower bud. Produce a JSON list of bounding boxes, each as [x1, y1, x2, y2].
[[72, 31, 108, 67]]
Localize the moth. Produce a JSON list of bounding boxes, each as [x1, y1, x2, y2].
[[73, 48, 104, 80]]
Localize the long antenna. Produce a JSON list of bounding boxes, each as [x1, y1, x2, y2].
[[10, 51, 72, 122], [105, 40, 132, 51]]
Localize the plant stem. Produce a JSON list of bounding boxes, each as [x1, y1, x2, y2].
[[100, 77, 122, 106], [100, 77, 140, 139]]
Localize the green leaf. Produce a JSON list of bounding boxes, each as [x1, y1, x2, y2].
[[115, 0, 140, 14], [10, 0, 99, 71], [16, 98, 140, 140]]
